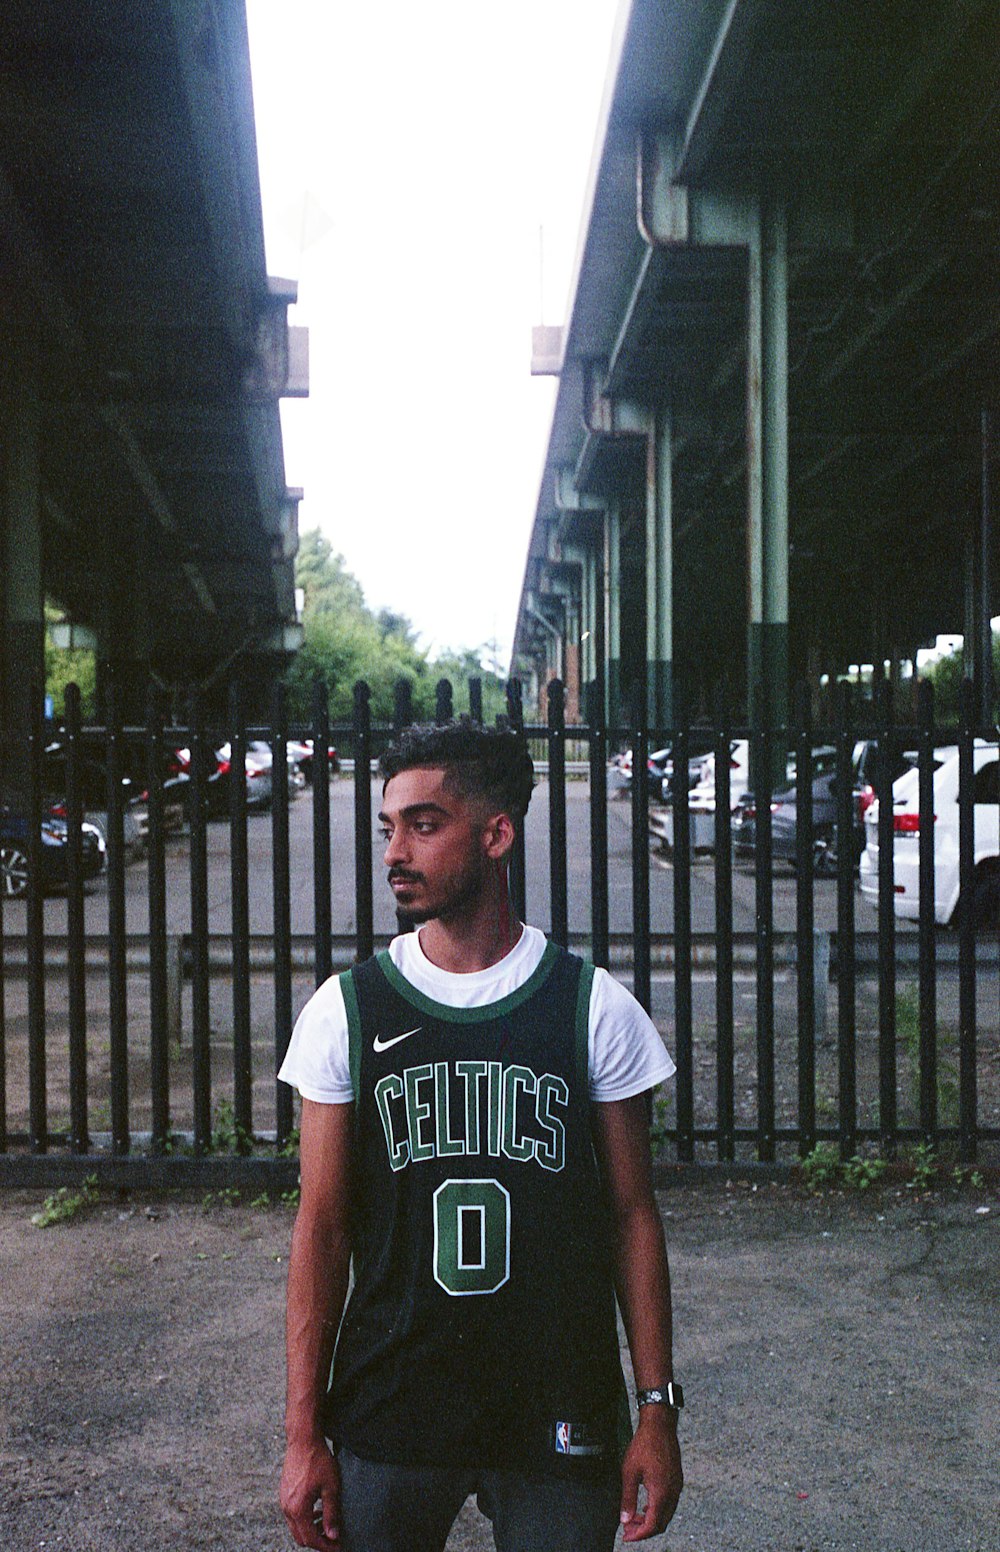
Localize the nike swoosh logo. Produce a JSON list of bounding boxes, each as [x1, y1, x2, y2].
[[373, 1026, 422, 1053]]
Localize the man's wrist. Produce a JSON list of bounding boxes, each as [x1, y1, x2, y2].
[[636, 1382, 683, 1411]]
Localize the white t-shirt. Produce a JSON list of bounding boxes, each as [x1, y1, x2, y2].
[[279, 925, 675, 1104]]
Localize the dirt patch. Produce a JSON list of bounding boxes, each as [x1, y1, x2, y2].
[[1, 1181, 997, 1551]]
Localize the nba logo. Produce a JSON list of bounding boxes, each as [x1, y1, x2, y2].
[[555, 1422, 571, 1454]]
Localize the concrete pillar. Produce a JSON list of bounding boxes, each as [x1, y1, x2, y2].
[[747, 192, 789, 777], [646, 405, 673, 730], [1, 337, 44, 792], [607, 503, 622, 733]]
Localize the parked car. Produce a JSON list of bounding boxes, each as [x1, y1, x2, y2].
[[732, 769, 855, 874], [859, 743, 996, 925], [1, 794, 105, 899], [287, 739, 340, 784], [42, 744, 146, 854]]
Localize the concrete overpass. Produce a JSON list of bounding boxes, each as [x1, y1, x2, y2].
[[514, 0, 998, 736], [0, 0, 305, 744]]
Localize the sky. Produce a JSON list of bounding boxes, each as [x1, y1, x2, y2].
[[245, 0, 622, 670]]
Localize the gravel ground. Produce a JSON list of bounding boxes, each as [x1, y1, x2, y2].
[[1, 1178, 998, 1552]]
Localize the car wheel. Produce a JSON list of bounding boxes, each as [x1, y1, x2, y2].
[[1, 844, 29, 898], [972, 867, 1000, 931]]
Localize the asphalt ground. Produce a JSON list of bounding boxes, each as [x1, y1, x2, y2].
[[1, 1179, 997, 1552]]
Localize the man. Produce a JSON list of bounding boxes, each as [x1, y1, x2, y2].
[[279, 722, 683, 1552]]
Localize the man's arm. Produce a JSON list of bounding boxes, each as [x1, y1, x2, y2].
[[280, 1098, 354, 1551], [592, 1093, 683, 1543]]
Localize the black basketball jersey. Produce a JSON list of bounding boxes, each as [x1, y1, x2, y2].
[[325, 940, 628, 1476]]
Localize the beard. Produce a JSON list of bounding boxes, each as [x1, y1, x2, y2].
[[388, 856, 488, 925]]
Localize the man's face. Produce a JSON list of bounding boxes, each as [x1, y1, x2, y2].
[[379, 766, 502, 925]]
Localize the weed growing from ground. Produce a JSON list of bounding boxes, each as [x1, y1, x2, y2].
[[800, 1142, 840, 1192], [210, 1098, 251, 1155], [841, 1153, 887, 1191], [905, 1141, 938, 1190], [31, 1174, 99, 1228], [895, 988, 959, 1127], [201, 1187, 241, 1211]]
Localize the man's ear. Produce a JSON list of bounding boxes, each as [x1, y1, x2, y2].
[[481, 811, 516, 862]]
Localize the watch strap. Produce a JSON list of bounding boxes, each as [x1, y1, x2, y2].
[[636, 1382, 684, 1410]]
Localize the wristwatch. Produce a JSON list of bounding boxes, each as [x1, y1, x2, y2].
[[636, 1383, 684, 1410]]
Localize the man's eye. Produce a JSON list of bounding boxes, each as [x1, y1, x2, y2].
[[379, 828, 392, 842], [415, 822, 436, 834]]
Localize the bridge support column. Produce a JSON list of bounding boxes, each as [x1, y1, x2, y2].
[[646, 405, 673, 731], [1, 338, 44, 791], [747, 193, 789, 780], [607, 504, 622, 734]]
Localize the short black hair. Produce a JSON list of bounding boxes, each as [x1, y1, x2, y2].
[[379, 721, 535, 827]]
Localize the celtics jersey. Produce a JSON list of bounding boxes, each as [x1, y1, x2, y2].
[[326, 940, 628, 1476]]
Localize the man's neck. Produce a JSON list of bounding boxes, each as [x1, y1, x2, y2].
[[417, 891, 524, 975]]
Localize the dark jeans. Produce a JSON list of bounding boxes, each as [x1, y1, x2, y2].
[[336, 1445, 621, 1552]]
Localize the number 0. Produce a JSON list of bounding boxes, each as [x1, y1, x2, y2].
[[433, 1178, 510, 1296]]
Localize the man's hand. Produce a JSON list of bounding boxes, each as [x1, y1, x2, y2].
[[280, 1437, 342, 1550], [619, 1407, 683, 1542]]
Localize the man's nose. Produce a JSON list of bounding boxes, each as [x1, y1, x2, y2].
[[384, 829, 408, 866]]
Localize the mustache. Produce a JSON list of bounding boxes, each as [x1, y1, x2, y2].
[[388, 869, 423, 884]]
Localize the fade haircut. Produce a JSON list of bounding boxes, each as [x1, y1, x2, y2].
[[379, 721, 535, 830]]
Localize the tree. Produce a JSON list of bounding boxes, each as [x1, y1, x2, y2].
[[286, 530, 509, 726], [919, 633, 1000, 723]]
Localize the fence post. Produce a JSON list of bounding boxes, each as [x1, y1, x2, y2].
[[672, 712, 693, 1162], [229, 681, 252, 1149], [547, 679, 568, 946], [353, 681, 374, 962], [106, 669, 129, 1156], [506, 679, 527, 922], [188, 690, 211, 1154], [146, 683, 169, 1153], [312, 677, 333, 988], [436, 678, 453, 725], [272, 680, 294, 1148], [393, 678, 413, 734], [469, 676, 483, 725], [835, 679, 857, 1158], [587, 676, 609, 970], [753, 723, 775, 1162], [713, 702, 734, 1162], [794, 680, 816, 1156], [917, 676, 938, 1147], [27, 676, 46, 1153], [65, 681, 89, 1153], [957, 676, 978, 1163], [629, 678, 651, 1014], [875, 671, 897, 1156]]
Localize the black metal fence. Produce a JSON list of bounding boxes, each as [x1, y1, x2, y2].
[[0, 670, 997, 1184]]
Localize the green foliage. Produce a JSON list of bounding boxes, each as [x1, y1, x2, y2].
[[905, 1142, 938, 1191], [278, 1127, 301, 1159], [44, 603, 96, 719], [841, 1153, 887, 1191], [800, 1142, 841, 1192], [201, 1187, 241, 1210], [895, 988, 959, 1127], [31, 1174, 99, 1227], [280, 1187, 301, 1209], [286, 528, 507, 723], [211, 1098, 251, 1155], [919, 632, 1000, 723]]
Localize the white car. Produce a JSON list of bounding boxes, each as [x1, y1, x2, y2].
[[859, 743, 998, 926]]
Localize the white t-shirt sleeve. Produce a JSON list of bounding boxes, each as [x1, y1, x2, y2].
[[588, 968, 676, 1102], [277, 974, 354, 1103]]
